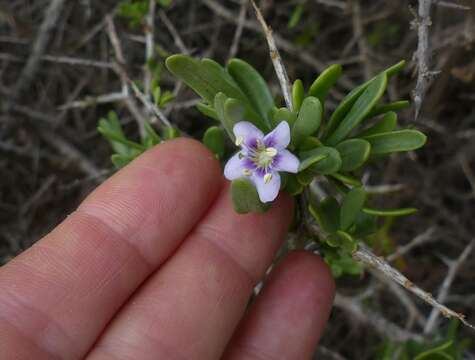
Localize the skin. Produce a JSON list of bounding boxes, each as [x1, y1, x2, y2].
[[0, 139, 335, 360]]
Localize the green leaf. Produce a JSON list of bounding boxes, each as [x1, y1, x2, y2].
[[196, 101, 219, 121], [326, 73, 388, 145], [324, 61, 404, 139], [367, 100, 410, 118], [363, 207, 417, 217], [337, 230, 358, 253], [335, 138, 371, 171], [299, 136, 323, 151], [166, 55, 248, 106], [284, 174, 304, 195], [309, 197, 340, 233], [297, 170, 315, 186], [300, 146, 342, 174], [163, 126, 180, 140], [142, 122, 161, 148], [227, 58, 274, 125], [298, 153, 328, 172], [98, 111, 130, 155], [364, 129, 427, 155], [270, 107, 297, 129], [292, 79, 305, 112], [352, 211, 378, 237], [111, 153, 136, 169], [340, 187, 367, 230], [357, 111, 397, 137], [308, 64, 342, 103], [288, 3, 305, 29], [385, 59, 406, 78], [231, 178, 270, 214], [202, 126, 225, 159], [330, 173, 362, 187], [214, 94, 247, 140], [292, 96, 322, 147], [414, 341, 454, 360], [98, 126, 145, 152]]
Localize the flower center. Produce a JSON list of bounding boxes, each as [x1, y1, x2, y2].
[[254, 146, 278, 169]]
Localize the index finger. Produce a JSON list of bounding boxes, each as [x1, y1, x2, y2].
[[0, 139, 222, 360]]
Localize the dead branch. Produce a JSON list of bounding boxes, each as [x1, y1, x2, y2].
[[250, 0, 293, 111], [13, 0, 66, 97], [424, 240, 475, 334], [228, 1, 248, 59], [144, 0, 156, 99], [353, 244, 475, 330], [334, 293, 423, 341], [412, 0, 438, 119]]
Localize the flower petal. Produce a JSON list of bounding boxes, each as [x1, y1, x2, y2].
[[264, 121, 291, 149], [224, 152, 247, 180], [233, 122, 264, 147], [273, 149, 300, 173], [252, 171, 281, 203]]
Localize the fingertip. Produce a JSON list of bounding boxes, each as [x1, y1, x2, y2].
[[279, 251, 336, 302], [141, 138, 221, 176]]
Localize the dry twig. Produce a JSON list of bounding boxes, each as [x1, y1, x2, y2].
[[412, 0, 439, 119], [353, 244, 475, 330], [13, 0, 66, 97], [424, 240, 475, 334], [334, 293, 422, 341], [250, 0, 293, 111]]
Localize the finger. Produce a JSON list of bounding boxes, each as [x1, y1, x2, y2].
[[87, 185, 294, 360], [0, 139, 222, 360], [224, 251, 335, 360]]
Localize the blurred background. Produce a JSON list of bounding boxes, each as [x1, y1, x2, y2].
[[0, 0, 474, 358]]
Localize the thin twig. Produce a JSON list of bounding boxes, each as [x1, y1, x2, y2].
[[106, 16, 148, 136], [412, 0, 437, 119], [228, 1, 247, 59], [39, 129, 102, 178], [58, 91, 128, 110], [250, 0, 293, 111], [386, 226, 437, 263], [334, 293, 423, 341], [424, 240, 475, 334], [112, 63, 173, 129], [201, 0, 356, 90], [144, 0, 156, 99], [434, 0, 471, 10], [0, 53, 114, 69], [353, 244, 475, 330], [460, 155, 475, 198], [159, 10, 189, 54], [314, 0, 348, 10], [351, 0, 372, 79], [13, 0, 66, 97]]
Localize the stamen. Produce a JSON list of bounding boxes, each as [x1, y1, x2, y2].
[[238, 152, 244, 159], [243, 169, 252, 176], [265, 147, 278, 157], [264, 173, 273, 183], [235, 136, 244, 146]]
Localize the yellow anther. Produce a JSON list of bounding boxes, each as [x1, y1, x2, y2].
[[235, 136, 244, 146], [243, 169, 252, 176], [264, 173, 273, 183], [265, 147, 278, 157]]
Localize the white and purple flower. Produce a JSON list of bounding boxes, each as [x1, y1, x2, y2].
[[224, 121, 300, 203]]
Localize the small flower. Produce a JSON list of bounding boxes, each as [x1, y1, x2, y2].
[[224, 121, 300, 203]]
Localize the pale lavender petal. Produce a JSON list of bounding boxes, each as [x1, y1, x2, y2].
[[273, 149, 300, 173], [233, 122, 264, 146], [224, 152, 246, 180], [264, 121, 291, 149], [252, 171, 281, 203]]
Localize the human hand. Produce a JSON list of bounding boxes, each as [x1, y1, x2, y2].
[[0, 139, 335, 360]]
